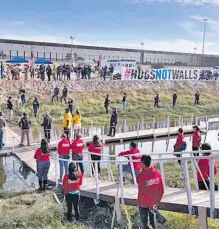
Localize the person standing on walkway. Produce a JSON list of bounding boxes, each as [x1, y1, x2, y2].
[[66, 65, 71, 80], [192, 125, 201, 157], [197, 143, 218, 191], [46, 65, 52, 81], [154, 94, 159, 108], [104, 94, 110, 114], [62, 108, 72, 140], [118, 141, 142, 183], [0, 112, 5, 150], [88, 135, 103, 176], [60, 86, 68, 104], [109, 64, 114, 80], [57, 65, 61, 81], [32, 97, 40, 118], [172, 92, 177, 108], [7, 97, 13, 122], [107, 108, 118, 137], [68, 99, 74, 115], [19, 87, 26, 105], [41, 112, 52, 143], [173, 128, 186, 165], [194, 91, 200, 105], [63, 162, 83, 221], [34, 138, 50, 190], [52, 65, 57, 81], [71, 133, 85, 175], [73, 110, 81, 138], [122, 93, 127, 109], [19, 113, 31, 147], [58, 133, 71, 182], [52, 86, 59, 103], [137, 155, 164, 229]]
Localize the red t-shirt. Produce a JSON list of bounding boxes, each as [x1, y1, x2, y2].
[[34, 148, 50, 162], [88, 142, 103, 154], [62, 172, 83, 194], [71, 138, 85, 155], [174, 134, 184, 150], [197, 158, 218, 181], [137, 166, 164, 208], [192, 131, 201, 148], [57, 138, 70, 156], [119, 148, 142, 170]]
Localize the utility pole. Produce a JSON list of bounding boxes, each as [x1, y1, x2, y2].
[[70, 36, 75, 65], [202, 18, 208, 55]]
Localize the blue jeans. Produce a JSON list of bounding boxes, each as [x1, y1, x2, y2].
[[37, 161, 50, 181], [59, 156, 69, 179], [122, 101, 127, 109], [139, 207, 155, 229], [122, 164, 141, 183], [72, 154, 84, 175], [0, 130, 3, 149]]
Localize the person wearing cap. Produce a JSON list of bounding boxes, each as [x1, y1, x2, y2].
[[62, 108, 72, 140], [72, 110, 82, 138], [41, 112, 52, 143], [137, 155, 164, 229], [197, 143, 218, 191], [192, 125, 201, 157], [172, 92, 177, 108], [119, 142, 142, 183], [58, 133, 71, 181], [0, 112, 5, 150], [107, 108, 118, 137], [71, 133, 85, 175]]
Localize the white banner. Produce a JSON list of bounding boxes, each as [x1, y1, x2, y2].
[[121, 67, 205, 81]]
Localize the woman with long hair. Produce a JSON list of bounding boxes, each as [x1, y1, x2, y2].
[[88, 135, 103, 176], [73, 109, 82, 138], [63, 162, 83, 221], [34, 139, 50, 190]]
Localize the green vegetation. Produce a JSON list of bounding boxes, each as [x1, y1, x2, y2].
[[3, 88, 219, 126]]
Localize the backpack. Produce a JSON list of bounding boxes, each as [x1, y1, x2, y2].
[[182, 141, 187, 151], [22, 117, 29, 129]]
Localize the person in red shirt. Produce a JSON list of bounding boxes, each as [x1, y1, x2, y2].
[[88, 135, 103, 175], [58, 133, 71, 182], [174, 128, 185, 165], [197, 143, 218, 191], [34, 139, 50, 190], [119, 142, 142, 183], [62, 162, 83, 221], [71, 133, 85, 175], [137, 155, 164, 229], [192, 125, 201, 157]]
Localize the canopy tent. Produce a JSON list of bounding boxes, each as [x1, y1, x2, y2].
[[6, 57, 29, 64], [35, 58, 53, 64]]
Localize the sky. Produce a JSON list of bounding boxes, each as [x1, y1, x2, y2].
[[0, 0, 219, 54]]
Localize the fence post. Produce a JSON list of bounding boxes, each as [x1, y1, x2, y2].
[[91, 121, 94, 137], [137, 122, 139, 138], [141, 118, 144, 130], [183, 160, 193, 215], [95, 162, 100, 200], [191, 159, 199, 190], [159, 154, 166, 189], [129, 156, 137, 185], [55, 130, 59, 188], [204, 115, 208, 143], [210, 159, 215, 219], [178, 115, 181, 127], [12, 137, 15, 153], [191, 113, 194, 125], [102, 126, 104, 142], [119, 161, 124, 204], [152, 117, 156, 137], [198, 207, 208, 229], [124, 119, 127, 132]]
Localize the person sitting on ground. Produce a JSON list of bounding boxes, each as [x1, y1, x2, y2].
[[58, 133, 71, 182], [71, 133, 85, 175], [192, 125, 201, 157], [34, 139, 50, 190], [118, 141, 142, 183], [19, 113, 31, 147], [197, 143, 218, 191], [137, 155, 164, 229], [73, 110, 82, 138], [63, 162, 83, 221], [88, 135, 103, 177], [173, 128, 185, 165]]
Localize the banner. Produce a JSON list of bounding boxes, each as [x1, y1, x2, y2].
[[121, 67, 205, 81]]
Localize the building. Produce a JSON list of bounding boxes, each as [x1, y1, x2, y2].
[[0, 38, 219, 67]]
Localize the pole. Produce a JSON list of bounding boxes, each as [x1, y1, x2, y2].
[[202, 19, 208, 55], [210, 159, 215, 219], [119, 162, 124, 204]]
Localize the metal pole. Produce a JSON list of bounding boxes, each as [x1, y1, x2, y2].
[[119, 162, 124, 204], [95, 162, 100, 200], [137, 122, 139, 138], [152, 117, 155, 137], [183, 160, 193, 215], [55, 130, 59, 188], [202, 19, 208, 55], [124, 119, 127, 132], [159, 154, 166, 189], [191, 159, 199, 190], [210, 159, 215, 219], [129, 156, 137, 185]]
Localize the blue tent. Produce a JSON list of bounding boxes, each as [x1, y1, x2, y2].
[[35, 58, 53, 64], [6, 56, 29, 63]]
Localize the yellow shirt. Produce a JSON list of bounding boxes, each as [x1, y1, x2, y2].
[[53, 66, 57, 73], [73, 114, 81, 125], [62, 112, 72, 128]]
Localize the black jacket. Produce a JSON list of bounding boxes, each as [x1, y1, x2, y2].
[[33, 100, 39, 109], [19, 117, 31, 129], [173, 94, 177, 100], [104, 97, 109, 107], [41, 115, 52, 130], [54, 88, 59, 95], [62, 88, 68, 97], [7, 100, 13, 110], [110, 111, 118, 125]]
